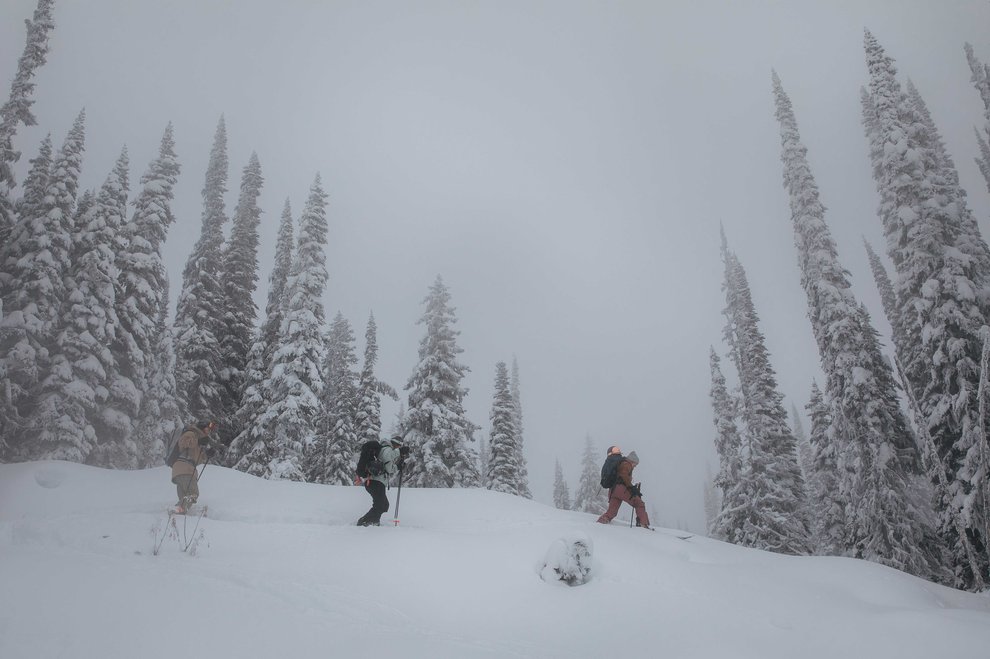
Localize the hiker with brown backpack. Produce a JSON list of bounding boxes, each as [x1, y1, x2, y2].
[[597, 445, 652, 529]]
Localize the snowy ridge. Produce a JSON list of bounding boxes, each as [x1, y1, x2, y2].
[[1, 461, 988, 658]]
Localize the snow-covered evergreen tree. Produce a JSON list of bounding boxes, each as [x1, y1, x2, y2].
[[241, 175, 328, 481], [307, 312, 358, 485], [402, 275, 480, 488], [553, 459, 572, 510], [863, 239, 905, 358], [805, 381, 840, 554], [56, 148, 129, 467], [132, 280, 181, 467], [217, 152, 263, 447], [228, 199, 293, 470], [0, 134, 51, 459], [115, 124, 180, 465], [702, 463, 719, 535], [510, 357, 532, 498], [965, 43, 990, 194], [354, 312, 397, 447], [775, 72, 937, 576], [486, 361, 520, 495], [863, 31, 989, 588], [708, 348, 747, 543], [21, 110, 87, 461], [173, 116, 228, 422], [720, 235, 810, 555], [571, 435, 607, 514], [0, 0, 55, 246]]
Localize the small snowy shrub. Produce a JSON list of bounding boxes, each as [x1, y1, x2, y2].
[[540, 534, 593, 586]]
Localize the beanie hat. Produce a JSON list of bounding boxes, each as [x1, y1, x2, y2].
[[607, 445, 622, 456], [626, 451, 639, 464], [389, 434, 404, 446]]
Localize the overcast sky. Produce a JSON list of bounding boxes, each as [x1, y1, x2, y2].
[[3, 0, 989, 529]]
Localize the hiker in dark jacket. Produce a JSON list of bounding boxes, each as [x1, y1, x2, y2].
[[356, 435, 409, 526], [597, 446, 651, 529], [171, 420, 220, 514]]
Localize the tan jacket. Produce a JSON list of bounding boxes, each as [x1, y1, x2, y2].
[[616, 459, 636, 489], [170, 426, 211, 479]]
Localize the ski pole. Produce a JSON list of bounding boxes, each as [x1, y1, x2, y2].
[[392, 463, 404, 526], [630, 508, 634, 528]]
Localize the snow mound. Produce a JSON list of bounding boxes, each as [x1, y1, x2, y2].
[[540, 534, 593, 586]]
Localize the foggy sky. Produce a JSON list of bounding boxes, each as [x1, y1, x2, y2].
[[2, 0, 989, 531]]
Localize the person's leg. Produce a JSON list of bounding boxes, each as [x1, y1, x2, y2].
[[596, 485, 628, 523], [173, 474, 196, 511], [632, 496, 651, 528], [368, 480, 389, 524], [186, 473, 200, 507], [358, 481, 377, 525]]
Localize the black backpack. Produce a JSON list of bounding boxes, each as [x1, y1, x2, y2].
[[356, 440, 385, 478], [164, 428, 184, 467], [600, 454, 624, 489]]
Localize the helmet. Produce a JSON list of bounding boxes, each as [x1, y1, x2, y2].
[[197, 420, 218, 432], [607, 445, 621, 456]]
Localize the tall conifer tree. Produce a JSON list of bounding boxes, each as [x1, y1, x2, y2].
[[510, 357, 532, 498], [774, 73, 936, 576], [486, 361, 520, 495], [0, 134, 51, 458], [863, 31, 989, 587], [174, 116, 228, 421], [58, 149, 130, 467], [721, 235, 810, 555], [218, 152, 263, 446], [571, 435, 606, 514], [228, 199, 293, 469], [964, 43, 990, 194], [115, 124, 180, 465], [23, 111, 86, 460], [307, 312, 358, 485], [354, 312, 396, 447], [0, 0, 55, 245], [553, 459, 572, 510], [243, 175, 328, 480], [708, 348, 748, 543], [402, 276, 480, 488]]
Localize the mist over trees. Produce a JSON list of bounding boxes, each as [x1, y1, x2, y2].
[[2, 1, 990, 592]]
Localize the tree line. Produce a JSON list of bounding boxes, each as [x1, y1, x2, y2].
[[0, 0, 532, 499], [708, 31, 990, 592]]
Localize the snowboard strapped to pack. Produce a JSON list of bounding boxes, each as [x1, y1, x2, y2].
[[356, 440, 385, 478]]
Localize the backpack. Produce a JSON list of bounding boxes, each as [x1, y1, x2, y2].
[[356, 440, 385, 478], [600, 454, 624, 489], [164, 428, 184, 467]]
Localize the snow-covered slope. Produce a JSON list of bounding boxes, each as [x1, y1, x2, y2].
[[1, 461, 988, 658]]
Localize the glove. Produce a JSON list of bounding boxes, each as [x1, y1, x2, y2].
[[399, 446, 411, 458], [629, 483, 642, 499], [206, 447, 216, 459]]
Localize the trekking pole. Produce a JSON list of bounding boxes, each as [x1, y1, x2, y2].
[[630, 508, 634, 528], [392, 462, 404, 526]]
